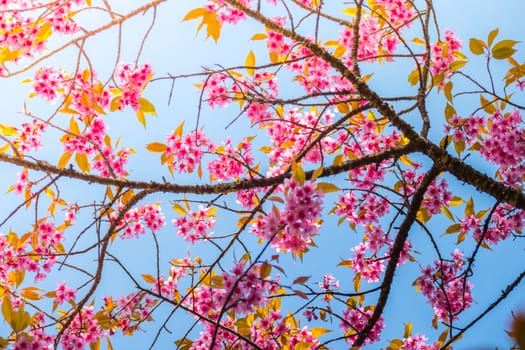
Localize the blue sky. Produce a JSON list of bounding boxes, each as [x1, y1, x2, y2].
[[0, 0, 524, 349]]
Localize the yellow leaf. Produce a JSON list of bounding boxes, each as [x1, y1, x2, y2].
[[183, 7, 208, 21], [58, 152, 72, 169], [333, 154, 344, 166], [399, 155, 415, 167], [487, 28, 499, 47], [89, 339, 100, 350], [441, 205, 454, 221], [291, 161, 305, 185], [311, 166, 323, 181], [408, 69, 420, 86], [139, 98, 157, 115], [0, 124, 17, 136], [444, 81, 453, 102], [444, 103, 456, 121], [469, 38, 485, 55], [449, 60, 468, 70], [75, 153, 90, 173], [310, 327, 331, 338], [2, 297, 13, 324], [465, 196, 474, 216], [136, 110, 147, 128], [69, 117, 80, 134], [172, 203, 186, 215], [412, 37, 426, 45], [174, 122, 184, 138], [204, 12, 221, 42], [142, 274, 156, 284], [280, 140, 295, 148], [35, 23, 53, 44], [448, 196, 464, 206], [146, 142, 167, 152], [245, 50, 256, 76], [492, 40, 519, 59], [21, 287, 43, 301], [342, 7, 358, 16], [44, 187, 55, 198], [317, 182, 340, 193], [251, 33, 267, 40], [110, 96, 122, 112], [334, 45, 346, 58], [480, 94, 497, 114], [404, 322, 413, 338], [0, 143, 9, 154]]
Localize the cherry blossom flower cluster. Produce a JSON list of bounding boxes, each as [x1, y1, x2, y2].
[[172, 205, 216, 243], [266, 29, 290, 55], [60, 306, 105, 350], [446, 113, 485, 144], [401, 334, 440, 350], [342, 118, 403, 160], [204, 70, 278, 109], [335, 191, 390, 227], [251, 316, 320, 350], [428, 29, 463, 78], [236, 187, 259, 209], [184, 261, 321, 349], [264, 109, 340, 175], [338, 1, 414, 64], [479, 110, 524, 184], [13, 312, 54, 350], [460, 203, 525, 246], [164, 129, 214, 174], [46, 0, 83, 35], [30, 66, 67, 102], [13, 168, 29, 194], [113, 203, 165, 239], [0, 0, 83, 73], [102, 293, 157, 335], [421, 178, 452, 215], [319, 273, 340, 291], [204, 0, 252, 24], [446, 110, 524, 187], [54, 281, 77, 305], [113, 63, 154, 111], [251, 179, 323, 254], [416, 249, 473, 321], [187, 262, 275, 317], [0, 220, 63, 285], [28, 64, 153, 177], [208, 137, 255, 181], [340, 307, 385, 345], [13, 120, 46, 154]]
